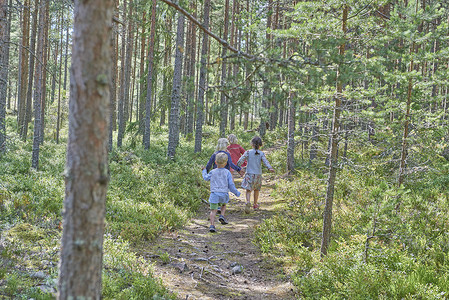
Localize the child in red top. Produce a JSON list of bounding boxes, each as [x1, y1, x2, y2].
[[227, 134, 247, 171]]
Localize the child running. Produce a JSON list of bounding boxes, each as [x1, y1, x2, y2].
[[205, 138, 242, 174], [237, 136, 274, 213], [202, 152, 241, 233], [227, 134, 247, 174]]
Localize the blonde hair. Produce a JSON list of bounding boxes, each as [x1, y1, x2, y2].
[[227, 134, 238, 144], [215, 138, 229, 152], [215, 152, 228, 165]]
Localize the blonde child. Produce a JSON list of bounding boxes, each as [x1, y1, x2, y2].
[[205, 138, 242, 174], [202, 152, 241, 232], [237, 136, 274, 212]]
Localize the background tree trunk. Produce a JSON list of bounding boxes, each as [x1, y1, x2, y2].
[[320, 5, 348, 257], [17, 0, 30, 136], [194, 0, 210, 153], [31, 0, 47, 169], [219, 0, 229, 137], [58, 0, 113, 297], [144, 0, 157, 150], [287, 92, 296, 173], [0, 0, 10, 153], [23, 0, 39, 141], [167, 13, 185, 158]]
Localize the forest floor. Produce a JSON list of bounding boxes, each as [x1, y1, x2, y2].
[[140, 163, 298, 299]]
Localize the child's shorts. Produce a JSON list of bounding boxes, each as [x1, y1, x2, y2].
[[241, 173, 262, 191], [209, 192, 229, 210]]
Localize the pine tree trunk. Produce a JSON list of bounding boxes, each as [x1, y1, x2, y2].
[[58, 0, 113, 297], [117, 0, 127, 148], [109, 11, 118, 151], [38, 0, 49, 145], [138, 12, 146, 133], [194, 0, 210, 153], [17, 0, 30, 136], [321, 5, 348, 257], [167, 13, 185, 158], [56, 6, 64, 144], [0, 0, 9, 153], [144, 0, 157, 150], [219, 0, 230, 137], [31, 0, 47, 169], [287, 93, 296, 173], [23, 0, 39, 141], [123, 0, 133, 123]]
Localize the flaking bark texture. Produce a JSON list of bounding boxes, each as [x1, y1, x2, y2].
[[58, 0, 113, 298]]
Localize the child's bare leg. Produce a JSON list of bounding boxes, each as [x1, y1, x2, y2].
[[245, 189, 252, 204], [220, 204, 226, 216], [210, 209, 217, 226], [253, 189, 260, 206]]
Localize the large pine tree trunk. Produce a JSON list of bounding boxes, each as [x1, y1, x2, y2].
[[0, 0, 9, 153], [194, 0, 211, 153], [58, 0, 113, 297], [167, 13, 184, 158], [17, 0, 30, 136], [320, 5, 348, 257], [144, 0, 157, 150], [23, 0, 39, 141], [31, 0, 47, 169]]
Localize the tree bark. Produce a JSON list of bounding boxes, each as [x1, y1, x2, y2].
[[287, 92, 296, 173], [144, 0, 157, 150], [194, 0, 210, 153], [320, 5, 348, 257], [31, 0, 47, 169], [23, 0, 39, 141], [167, 13, 185, 158], [17, 0, 30, 136], [219, 0, 229, 137], [0, 0, 10, 153], [58, 0, 113, 297]]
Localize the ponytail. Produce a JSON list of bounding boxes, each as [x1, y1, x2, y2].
[[251, 136, 262, 155]]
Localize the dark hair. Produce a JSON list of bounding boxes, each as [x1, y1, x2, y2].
[[251, 136, 263, 155]]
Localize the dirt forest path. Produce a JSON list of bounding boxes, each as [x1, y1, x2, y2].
[[142, 151, 297, 299]]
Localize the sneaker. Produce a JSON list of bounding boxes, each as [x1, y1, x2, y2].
[[218, 215, 228, 225], [245, 202, 251, 214], [253, 204, 260, 210], [209, 225, 216, 233]]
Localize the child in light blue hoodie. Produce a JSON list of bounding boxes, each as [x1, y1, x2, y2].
[[202, 152, 241, 233]]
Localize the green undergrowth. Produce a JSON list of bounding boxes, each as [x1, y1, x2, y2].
[[255, 129, 449, 298], [0, 116, 221, 298]]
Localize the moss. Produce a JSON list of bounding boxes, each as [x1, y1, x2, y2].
[[6, 223, 45, 243]]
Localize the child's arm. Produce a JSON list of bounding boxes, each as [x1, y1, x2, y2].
[[228, 152, 241, 172], [227, 171, 241, 197], [261, 152, 274, 172], [202, 168, 212, 181], [237, 151, 248, 166], [205, 154, 215, 173], [239, 145, 245, 155]]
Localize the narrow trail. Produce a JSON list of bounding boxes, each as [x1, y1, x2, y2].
[[142, 156, 297, 299]]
